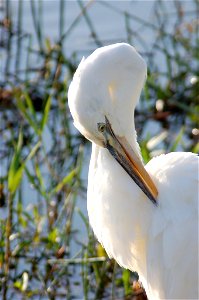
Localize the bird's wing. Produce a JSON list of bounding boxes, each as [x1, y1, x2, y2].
[[145, 152, 198, 299]]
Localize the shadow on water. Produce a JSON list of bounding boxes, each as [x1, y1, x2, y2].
[[0, 0, 198, 299]]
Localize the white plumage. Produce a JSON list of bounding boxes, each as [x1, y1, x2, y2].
[[68, 43, 199, 300]]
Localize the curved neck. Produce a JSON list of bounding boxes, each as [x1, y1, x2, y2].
[[88, 143, 154, 276], [124, 124, 143, 164]]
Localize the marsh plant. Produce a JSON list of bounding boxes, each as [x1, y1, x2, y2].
[[0, 0, 198, 299]]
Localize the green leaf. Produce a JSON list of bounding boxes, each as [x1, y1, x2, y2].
[[35, 163, 45, 190], [14, 280, 22, 291], [24, 167, 39, 190], [192, 142, 199, 154], [40, 95, 51, 132], [170, 127, 184, 152], [8, 130, 24, 194], [51, 168, 78, 195], [24, 91, 36, 118], [16, 130, 23, 152], [16, 97, 39, 135], [8, 163, 25, 194], [19, 215, 28, 228], [122, 269, 131, 296], [77, 207, 90, 231], [8, 132, 40, 194], [48, 228, 59, 244], [45, 37, 51, 51], [24, 141, 41, 163]]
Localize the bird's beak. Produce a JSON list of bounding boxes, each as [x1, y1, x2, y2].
[[103, 117, 158, 205]]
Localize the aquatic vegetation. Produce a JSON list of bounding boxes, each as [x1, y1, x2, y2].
[[0, 0, 198, 299]]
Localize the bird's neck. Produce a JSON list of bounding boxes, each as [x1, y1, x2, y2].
[[124, 126, 144, 164], [89, 141, 154, 236], [88, 143, 154, 276]]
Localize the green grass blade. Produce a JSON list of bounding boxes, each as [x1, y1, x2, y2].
[[8, 163, 25, 194], [51, 167, 78, 195], [24, 91, 36, 118], [8, 130, 23, 194], [35, 162, 45, 193], [40, 95, 51, 132], [16, 97, 40, 135], [8, 134, 41, 194], [24, 141, 41, 163], [170, 127, 184, 152], [122, 269, 132, 296]]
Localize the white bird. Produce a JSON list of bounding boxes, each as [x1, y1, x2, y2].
[[68, 43, 198, 300]]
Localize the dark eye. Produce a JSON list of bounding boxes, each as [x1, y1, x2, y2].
[[97, 123, 105, 133]]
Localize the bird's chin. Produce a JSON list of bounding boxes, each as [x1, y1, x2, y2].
[[74, 123, 104, 147], [87, 135, 105, 148]]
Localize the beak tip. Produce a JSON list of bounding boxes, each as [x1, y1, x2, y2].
[[153, 198, 158, 206], [150, 194, 158, 206]]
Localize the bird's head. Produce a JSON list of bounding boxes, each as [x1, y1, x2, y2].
[[68, 43, 158, 204], [68, 43, 146, 146]]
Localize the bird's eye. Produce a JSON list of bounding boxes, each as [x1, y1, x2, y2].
[[97, 123, 105, 133]]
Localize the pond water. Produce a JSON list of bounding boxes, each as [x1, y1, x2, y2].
[[2, 0, 194, 75], [10, 1, 155, 51]]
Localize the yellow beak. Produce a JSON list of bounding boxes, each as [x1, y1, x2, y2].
[[102, 117, 158, 205]]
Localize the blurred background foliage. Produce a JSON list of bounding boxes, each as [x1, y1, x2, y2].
[[0, 0, 198, 299]]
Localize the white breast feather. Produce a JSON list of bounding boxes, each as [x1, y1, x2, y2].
[[87, 149, 198, 300]]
